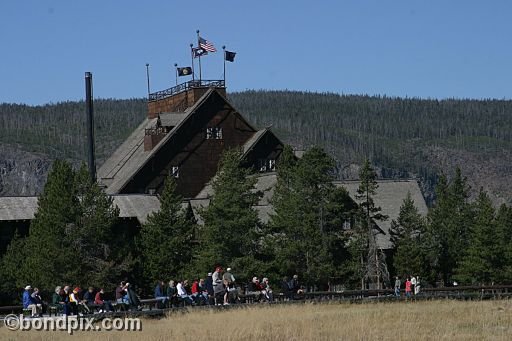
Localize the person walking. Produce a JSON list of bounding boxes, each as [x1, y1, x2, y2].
[[212, 267, 224, 305], [405, 277, 412, 298], [394, 276, 401, 297], [414, 276, 421, 295], [411, 276, 417, 295], [223, 267, 235, 305]]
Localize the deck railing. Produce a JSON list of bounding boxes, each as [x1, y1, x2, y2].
[[148, 80, 225, 101], [145, 127, 167, 136]]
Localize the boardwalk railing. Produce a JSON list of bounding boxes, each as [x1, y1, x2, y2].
[[301, 284, 512, 300], [2, 285, 511, 316]]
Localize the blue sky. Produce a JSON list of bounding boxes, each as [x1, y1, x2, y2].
[[0, 0, 511, 105]]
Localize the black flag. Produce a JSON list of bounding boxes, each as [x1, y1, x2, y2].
[[192, 47, 208, 58], [225, 51, 236, 62], [177, 67, 192, 76]]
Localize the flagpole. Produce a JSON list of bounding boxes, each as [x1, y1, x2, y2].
[[174, 63, 178, 85], [145, 63, 150, 99], [190, 43, 195, 81], [196, 29, 202, 82], [222, 45, 226, 85]]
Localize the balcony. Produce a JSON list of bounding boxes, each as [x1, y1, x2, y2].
[[148, 80, 225, 102]]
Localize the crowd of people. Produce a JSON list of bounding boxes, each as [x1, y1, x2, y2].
[[22, 285, 118, 318], [21, 267, 305, 317], [394, 275, 421, 298], [153, 267, 305, 308]]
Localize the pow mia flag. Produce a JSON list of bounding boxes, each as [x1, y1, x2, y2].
[[177, 67, 192, 77], [192, 47, 208, 58]]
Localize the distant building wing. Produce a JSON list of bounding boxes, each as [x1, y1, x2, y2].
[[0, 195, 161, 225], [334, 180, 428, 250], [0, 196, 38, 221]]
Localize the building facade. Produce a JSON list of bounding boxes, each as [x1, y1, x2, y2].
[[97, 80, 284, 198]]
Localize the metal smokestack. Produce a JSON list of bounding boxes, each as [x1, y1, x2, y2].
[[85, 72, 96, 182]]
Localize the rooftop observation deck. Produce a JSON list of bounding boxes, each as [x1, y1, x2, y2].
[[148, 79, 225, 101]]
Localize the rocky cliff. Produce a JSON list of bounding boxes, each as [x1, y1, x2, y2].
[[0, 144, 52, 196]]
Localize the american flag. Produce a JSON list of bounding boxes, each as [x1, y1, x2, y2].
[[199, 36, 217, 52]]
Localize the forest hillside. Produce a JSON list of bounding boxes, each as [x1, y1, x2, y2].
[[0, 91, 511, 205]]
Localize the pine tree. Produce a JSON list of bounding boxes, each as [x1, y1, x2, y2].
[[268, 145, 306, 280], [389, 192, 427, 277], [270, 146, 347, 287], [496, 204, 512, 282], [455, 189, 498, 284], [322, 186, 354, 287], [352, 158, 389, 289], [195, 148, 263, 281], [0, 230, 27, 301], [428, 169, 472, 285], [423, 174, 449, 285], [139, 176, 195, 287], [2, 161, 128, 292], [70, 165, 126, 289], [21, 160, 79, 289]]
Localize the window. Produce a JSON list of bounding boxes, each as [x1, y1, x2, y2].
[[342, 220, 352, 230], [171, 166, 179, 178], [206, 127, 223, 139], [268, 159, 276, 171], [258, 159, 276, 172]]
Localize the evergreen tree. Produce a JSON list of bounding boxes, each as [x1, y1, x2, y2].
[[455, 189, 498, 284], [270, 146, 348, 288], [496, 204, 512, 282], [427, 168, 472, 285], [139, 176, 195, 287], [195, 148, 263, 281], [0, 230, 27, 301], [390, 192, 427, 277], [20, 160, 79, 289], [322, 186, 354, 287], [1, 162, 128, 293], [70, 165, 126, 289], [351, 158, 389, 289]]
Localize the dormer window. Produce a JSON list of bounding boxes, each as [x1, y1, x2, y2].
[[206, 127, 223, 140], [171, 166, 179, 178], [343, 220, 352, 230], [258, 159, 276, 172], [268, 159, 276, 171]]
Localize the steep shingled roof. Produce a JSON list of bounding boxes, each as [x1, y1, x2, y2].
[[0, 196, 38, 221], [334, 180, 428, 250], [192, 176, 427, 250], [0, 195, 161, 224], [97, 88, 259, 195], [159, 112, 188, 127], [97, 89, 217, 194], [192, 172, 278, 224], [242, 128, 268, 156]]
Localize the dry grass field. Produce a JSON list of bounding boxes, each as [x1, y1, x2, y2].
[[2, 300, 512, 340]]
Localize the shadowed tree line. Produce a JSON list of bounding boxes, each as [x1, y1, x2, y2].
[[391, 168, 512, 286], [1, 146, 510, 305]]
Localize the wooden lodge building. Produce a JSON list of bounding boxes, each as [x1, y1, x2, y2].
[[0, 79, 428, 255], [0, 80, 284, 253], [98, 80, 283, 198]]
